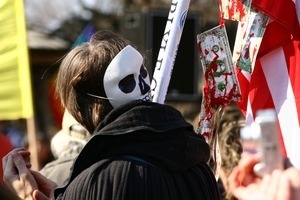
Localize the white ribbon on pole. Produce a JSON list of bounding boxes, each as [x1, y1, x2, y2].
[[150, 0, 191, 104]]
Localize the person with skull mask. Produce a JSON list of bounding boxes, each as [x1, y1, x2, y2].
[[2, 30, 221, 200]]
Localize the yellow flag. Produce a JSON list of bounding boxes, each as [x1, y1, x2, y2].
[[0, 0, 33, 119]]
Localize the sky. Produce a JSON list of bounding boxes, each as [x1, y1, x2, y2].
[[25, 0, 124, 32]]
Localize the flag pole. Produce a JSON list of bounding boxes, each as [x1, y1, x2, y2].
[[26, 117, 39, 170], [150, 0, 191, 104]]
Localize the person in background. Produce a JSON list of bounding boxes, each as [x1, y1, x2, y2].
[[209, 104, 300, 200], [0, 120, 26, 148], [215, 104, 245, 200], [21, 131, 54, 171], [2, 30, 221, 200], [39, 109, 90, 186]]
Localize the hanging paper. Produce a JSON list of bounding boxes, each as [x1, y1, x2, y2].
[[219, 0, 252, 22], [197, 25, 241, 180], [197, 25, 241, 109], [233, 10, 269, 73]]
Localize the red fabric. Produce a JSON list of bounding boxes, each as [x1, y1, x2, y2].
[[235, 68, 250, 116], [0, 133, 14, 185], [252, 0, 297, 33], [285, 36, 300, 123], [252, 0, 298, 58]]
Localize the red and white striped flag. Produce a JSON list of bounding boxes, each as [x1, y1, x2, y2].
[[236, 0, 300, 168]]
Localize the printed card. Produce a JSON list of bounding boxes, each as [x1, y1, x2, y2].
[[219, 0, 252, 22], [197, 25, 241, 108], [233, 10, 269, 73]]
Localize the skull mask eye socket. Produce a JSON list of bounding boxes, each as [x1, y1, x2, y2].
[[139, 66, 150, 95], [118, 74, 136, 93], [140, 65, 148, 79]]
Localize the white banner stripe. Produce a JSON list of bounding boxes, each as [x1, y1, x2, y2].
[[150, 0, 191, 103], [245, 97, 254, 126], [260, 47, 300, 168]]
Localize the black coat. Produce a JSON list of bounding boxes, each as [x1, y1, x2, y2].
[[55, 100, 220, 199]]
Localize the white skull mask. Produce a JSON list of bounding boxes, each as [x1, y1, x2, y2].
[[103, 45, 151, 108]]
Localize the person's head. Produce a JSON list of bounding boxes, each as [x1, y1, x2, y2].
[[218, 105, 245, 173], [56, 30, 151, 134]]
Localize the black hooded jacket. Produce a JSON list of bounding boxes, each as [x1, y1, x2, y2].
[[55, 100, 220, 199]]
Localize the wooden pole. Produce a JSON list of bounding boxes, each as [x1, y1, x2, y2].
[[26, 117, 39, 170]]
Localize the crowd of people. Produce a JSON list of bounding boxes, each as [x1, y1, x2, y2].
[[1, 30, 300, 200]]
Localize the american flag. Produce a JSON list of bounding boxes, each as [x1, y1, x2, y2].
[[236, 0, 300, 168]]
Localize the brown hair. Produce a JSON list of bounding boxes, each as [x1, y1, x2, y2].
[[217, 104, 245, 200], [56, 30, 132, 133]]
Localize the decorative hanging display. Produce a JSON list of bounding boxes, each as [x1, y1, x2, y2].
[[219, 0, 252, 22], [219, 0, 269, 73], [197, 25, 241, 125], [233, 9, 269, 73], [196, 25, 241, 179]]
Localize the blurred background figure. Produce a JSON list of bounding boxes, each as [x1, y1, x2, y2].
[[21, 129, 54, 170], [211, 104, 245, 200], [0, 120, 26, 149], [0, 183, 20, 200], [39, 110, 90, 186]]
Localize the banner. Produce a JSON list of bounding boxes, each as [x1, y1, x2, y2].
[[150, 0, 191, 103], [0, 0, 33, 120]]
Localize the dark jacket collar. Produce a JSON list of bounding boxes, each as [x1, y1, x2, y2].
[[95, 100, 192, 135], [55, 100, 210, 195]]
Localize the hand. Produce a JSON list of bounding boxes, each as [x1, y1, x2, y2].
[[229, 153, 300, 200], [280, 167, 300, 200], [30, 170, 57, 200], [2, 148, 38, 200], [2, 148, 57, 200], [229, 152, 261, 188]]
